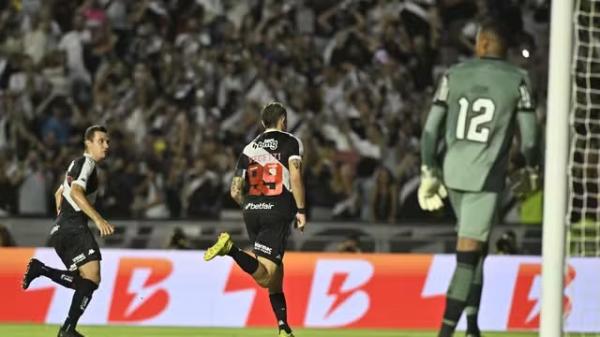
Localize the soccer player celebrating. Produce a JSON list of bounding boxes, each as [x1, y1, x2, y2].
[[418, 19, 539, 337], [204, 102, 306, 337], [22, 125, 115, 337]]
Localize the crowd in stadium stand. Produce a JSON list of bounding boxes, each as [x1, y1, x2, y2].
[[0, 0, 549, 222]]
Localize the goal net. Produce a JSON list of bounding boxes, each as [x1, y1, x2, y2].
[[567, 0, 600, 335]]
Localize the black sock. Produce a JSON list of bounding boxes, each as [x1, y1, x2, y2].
[[227, 245, 259, 275], [62, 278, 98, 332], [439, 251, 480, 337], [439, 298, 463, 337], [40, 265, 80, 289], [466, 254, 485, 336], [269, 292, 291, 333]]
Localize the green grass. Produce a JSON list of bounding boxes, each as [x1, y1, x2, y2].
[[0, 324, 548, 337]]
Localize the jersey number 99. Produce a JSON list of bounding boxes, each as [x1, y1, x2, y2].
[[456, 97, 495, 143], [248, 163, 283, 196]]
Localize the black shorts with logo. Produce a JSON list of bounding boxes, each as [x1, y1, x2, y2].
[[243, 211, 294, 265], [48, 223, 102, 271]]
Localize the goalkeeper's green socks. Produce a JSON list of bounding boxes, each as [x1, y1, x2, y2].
[[439, 251, 480, 337]]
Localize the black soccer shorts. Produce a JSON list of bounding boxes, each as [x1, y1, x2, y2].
[[49, 224, 102, 271], [243, 212, 294, 265]]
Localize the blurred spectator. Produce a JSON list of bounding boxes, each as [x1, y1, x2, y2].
[[336, 234, 362, 253], [131, 168, 169, 219], [0, 224, 16, 246], [183, 158, 220, 219], [166, 227, 191, 250], [370, 166, 397, 223], [18, 150, 48, 215], [495, 230, 519, 255], [0, 154, 21, 215], [0, 0, 548, 223]]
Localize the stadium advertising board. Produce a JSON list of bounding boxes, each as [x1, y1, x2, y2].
[[0, 248, 597, 332]]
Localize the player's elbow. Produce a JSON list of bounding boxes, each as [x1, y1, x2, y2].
[[230, 189, 241, 202]]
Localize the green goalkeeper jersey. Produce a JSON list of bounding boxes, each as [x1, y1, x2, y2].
[[423, 57, 537, 192]]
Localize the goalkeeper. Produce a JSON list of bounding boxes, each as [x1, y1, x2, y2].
[[419, 18, 539, 337]]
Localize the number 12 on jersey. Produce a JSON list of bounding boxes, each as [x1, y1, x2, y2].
[[456, 97, 495, 143]]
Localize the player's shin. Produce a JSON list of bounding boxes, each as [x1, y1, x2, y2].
[[439, 251, 480, 337], [39, 262, 81, 289], [61, 278, 98, 333], [270, 292, 292, 334]]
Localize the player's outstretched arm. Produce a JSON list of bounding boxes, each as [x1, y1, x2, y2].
[[54, 185, 64, 216], [230, 176, 245, 207], [289, 158, 306, 231], [70, 184, 115, 237]]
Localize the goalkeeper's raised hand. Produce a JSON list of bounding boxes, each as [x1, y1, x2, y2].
[[418, 166, 448, 211]]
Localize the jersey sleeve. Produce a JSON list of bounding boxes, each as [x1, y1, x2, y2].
[[432, 73, 450, 107], [288, 136, 303, 162], [234, 153, 250, 178], [517, 72, 535, 113], [68, 157, 95, 190]]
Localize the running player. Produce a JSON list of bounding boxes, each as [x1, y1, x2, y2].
[[22, 125, 115, 337], [204, 102, 306, 337]]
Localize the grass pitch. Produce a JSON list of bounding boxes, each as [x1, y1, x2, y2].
[[0, 324, 547, 337]]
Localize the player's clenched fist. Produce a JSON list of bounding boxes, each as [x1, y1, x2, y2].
[[95, 219, 115, 237], [418, 165, 447, 211], [295, 212, 306, 232]]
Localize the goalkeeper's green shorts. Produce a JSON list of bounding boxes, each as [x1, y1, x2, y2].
[[448, 189, 500, 242]]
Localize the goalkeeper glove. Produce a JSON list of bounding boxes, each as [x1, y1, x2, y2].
[[509, 166, 540, 198], [418, 165, 448, 211]]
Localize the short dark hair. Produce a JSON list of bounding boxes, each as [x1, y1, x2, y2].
[[479, 17, 510, 48], [84, 125, 107, 142], [261, 102, 286, 128]]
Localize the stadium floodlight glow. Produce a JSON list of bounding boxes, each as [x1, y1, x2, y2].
[[521, 49, 530, 59]]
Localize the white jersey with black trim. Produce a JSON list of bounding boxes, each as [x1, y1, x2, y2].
[[57, 153, 99, 227], [235, 129, 303, 216]]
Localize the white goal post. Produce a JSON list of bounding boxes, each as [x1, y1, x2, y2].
[[541, 0, 574, 337]]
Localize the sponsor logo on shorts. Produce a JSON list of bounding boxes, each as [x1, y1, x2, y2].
[[72, 254, 86, 264], [60, 274, 73, 282], [88, 249, 96, 255], [254, 242, 273, 255], [245, 202, 274, 210]]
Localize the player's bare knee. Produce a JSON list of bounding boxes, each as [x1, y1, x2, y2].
[[456, 237, 484, 252], [78, 261, 101, 285], [256, 274, 271, 288], [251, 266, 270, 288], [79, 271, 100, 285]]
